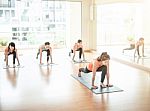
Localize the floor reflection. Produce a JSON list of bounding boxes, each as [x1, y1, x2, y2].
[[39, 65, 52, 84], [6, 68, 19, 88]]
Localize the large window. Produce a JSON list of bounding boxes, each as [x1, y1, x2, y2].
[[97, 3, 143, 46], [0, 0, 81, 49]]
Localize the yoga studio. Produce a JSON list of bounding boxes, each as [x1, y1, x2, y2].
[[0, 0, 150, 111]]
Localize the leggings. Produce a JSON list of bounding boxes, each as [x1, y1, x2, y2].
[[123, 44, 135, 50], [71, 47, 83, 59], [37, 49, 50, 61], [135, 45, 140, 56], [8, 51, 16, 64], [76, 48, 83, 59], [79, 65, 107, 83]]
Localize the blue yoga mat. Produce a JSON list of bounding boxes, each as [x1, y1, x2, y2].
[[71, 73, 123, 94]]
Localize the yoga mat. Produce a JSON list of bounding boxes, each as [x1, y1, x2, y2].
[[71, 73, 123, 94], [73, 60, 90, 64], [3, 65, 24, 69], [123, 54, 150, 59], [40, 63, 58, 67], [140, 56, 150, 59]]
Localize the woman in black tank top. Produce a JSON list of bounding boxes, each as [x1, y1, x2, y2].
[[4, 42, 20, 67]]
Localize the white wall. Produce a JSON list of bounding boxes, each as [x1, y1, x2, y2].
[[143, 0, 150, 44], [66, 2, 82, 48]]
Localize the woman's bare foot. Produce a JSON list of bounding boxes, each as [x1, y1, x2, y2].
[[40, 63, 44, 65]]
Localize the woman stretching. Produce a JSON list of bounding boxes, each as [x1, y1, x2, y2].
[[36, 42, 52, 64], [69, 39, 85, 62], [4, 42, 20, 67], [78, 52, 113, 89]]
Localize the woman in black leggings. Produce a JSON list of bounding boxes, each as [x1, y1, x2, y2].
[[4, 42, 20, 67], [78, 52, 113, 89], [36, 42, 52, 64], [69, 39, 85, 62]]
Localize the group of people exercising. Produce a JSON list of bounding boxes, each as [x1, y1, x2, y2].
[[4, 37, 145, 89]]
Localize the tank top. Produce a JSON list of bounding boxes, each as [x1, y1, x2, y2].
[[87, 60, 103, 71]]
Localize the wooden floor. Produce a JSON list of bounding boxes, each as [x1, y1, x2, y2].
[[0, 49, 150, 111]]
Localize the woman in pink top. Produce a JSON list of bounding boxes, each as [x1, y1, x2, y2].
[[69, 39, 85, 62], [78, 52, 113, 89]]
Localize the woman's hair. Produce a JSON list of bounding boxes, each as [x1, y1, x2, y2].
[[8, 42, 15, 50], [45, 42, 50, 45], [97, 52, 110, 61], [139, 37, 144, 41], [77, 39, 82, 43]]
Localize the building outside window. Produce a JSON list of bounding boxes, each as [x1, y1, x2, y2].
[[0, 0, 81, 49]]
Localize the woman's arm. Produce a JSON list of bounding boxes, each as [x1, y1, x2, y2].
[[49, 47, 53, 63], [4, 48, 8, 61], [91, 61, 98, 89], [142, 43, 144, 57], [106, 60, 109, 74], [106, 60, 111, 85], [4, 48, 9, 65], [39, 46, 43, 64], [15, 49, 20, 65]]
